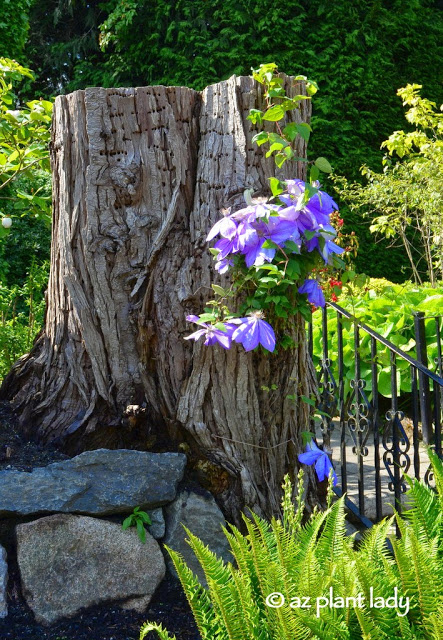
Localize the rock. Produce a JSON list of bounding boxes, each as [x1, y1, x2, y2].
[[0, 545, 7, 619], [147, 508, 165, 539], [16, 514, 165, 625], [163, 488, 231, 584], [0, 449, 186, 517]]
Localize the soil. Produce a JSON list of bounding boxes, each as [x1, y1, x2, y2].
[[0, 403, 200, 640]]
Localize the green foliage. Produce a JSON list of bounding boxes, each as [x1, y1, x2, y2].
[[23, 1, 442, 280], [0, 57, 52, 232], [122, 506, 152, 544], [0, 0, 34, 62], [0, 259, 49, 380], [312, 278, 443, 398], [334, 85, 443, 286], [142, 455, 443, 640]]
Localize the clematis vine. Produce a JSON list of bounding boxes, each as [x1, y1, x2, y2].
[[184, 63, 347, 354]]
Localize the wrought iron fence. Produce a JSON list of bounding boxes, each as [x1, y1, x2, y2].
[[307, 302, 443, 529]]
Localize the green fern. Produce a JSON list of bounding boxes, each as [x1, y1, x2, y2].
[[139, 622, 177, 640], [141, 458, 443, 640]]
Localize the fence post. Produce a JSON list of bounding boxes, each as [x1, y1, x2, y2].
[[413, 311, 433, 444]]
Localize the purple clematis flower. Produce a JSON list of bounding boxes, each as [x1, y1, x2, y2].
[[184, 315, 234, 349], [215, 257, 234, 274], [231, 313, 276, 352], [298, 439, 337, 485], [214, 236, 240, 259], [230, 203, 280, 224], [298, 279, 326, 307], [206, 216, 238, 242], [305, 190, 338, 219], [239, 218, 299, 267], [320, 240, 345, 263]]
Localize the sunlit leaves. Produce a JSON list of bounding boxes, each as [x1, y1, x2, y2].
[[0, 58, 53, 228]]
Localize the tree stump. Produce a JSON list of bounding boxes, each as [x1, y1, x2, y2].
[[1, 75, 319, 522]]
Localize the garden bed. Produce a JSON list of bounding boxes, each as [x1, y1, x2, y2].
[[0, 402, 198, 640]]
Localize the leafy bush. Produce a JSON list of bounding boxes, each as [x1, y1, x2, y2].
[[333, 84, 443, 287], [141, 450, 443, 640], [311, 279, 443, 398], [0, 57, 52, 233], [0, 260, 49, 380]]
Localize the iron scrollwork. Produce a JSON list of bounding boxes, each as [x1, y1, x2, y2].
[[382, 410, 411, 494], [347, 378, 372, 458]]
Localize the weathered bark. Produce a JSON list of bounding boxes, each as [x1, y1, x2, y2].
[[1, 75, 318, 522]]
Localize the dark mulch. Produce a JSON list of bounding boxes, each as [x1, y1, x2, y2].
[[0, 403, 70, 472], [0, 403, 199, 640], [0, 576, 199, 640]]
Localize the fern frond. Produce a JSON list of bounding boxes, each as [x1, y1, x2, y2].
[[230, 569, 268, 640], [296, 608, 351, 640], [244, 517, 276, 599], [139, 622, 177, 640], [428, 448, 443, 502], [184, 528, 233, 587], [166, 546, 221, 640], [403, 476, 442, 544], [315, 497, 348, 564], [354, 606, 391, 640], [391, 519, 443, 631], [425, 604, 443, 640], [357, 517, 395, 565]]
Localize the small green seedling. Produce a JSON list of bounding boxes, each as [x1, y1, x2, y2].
[[122, 506, 152, 543]]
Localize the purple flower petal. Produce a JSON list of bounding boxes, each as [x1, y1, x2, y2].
[[215, 258, 234, 274], [315, 453, 329, 482], [240, 323, 260, 351], [298, 450, 322, 465], [232, 316, 275, 352], [298, 279, 326, 307], [258, 319, 276, 352], [184, 328, 207, 341], [206, 217, 238, 242], [298, 439, 337, 485]]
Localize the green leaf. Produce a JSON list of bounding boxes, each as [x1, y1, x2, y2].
[[256, 263, 279, 272], [315, 157, 333, 173], [138, 512, 152, 524], [136, 520, 146, 543], [310, 165, 320, 182], [251, 131, 268, 146], [274, 153, 286, 168], [301, 395, 316, 407], [122, 516, 133, 530], [259, 277, 279, 285], [262, 105, 285, 121], [269, 177, 284, 197], [261, 239, 278, 249], [286, 258, 301, 278], [284, 241, 301, 255], [211, 284, 226, 296], [301, 430, 315, 445], [296, 122, 311, 142], [247, 109, 263, 125], [197, 313, 216, 323], [282, 122, 299, 142]]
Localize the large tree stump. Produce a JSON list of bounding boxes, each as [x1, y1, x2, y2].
[[1, 75, 319, 522]]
